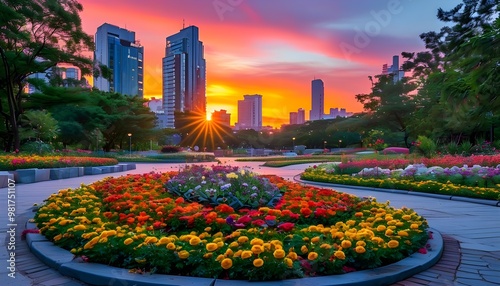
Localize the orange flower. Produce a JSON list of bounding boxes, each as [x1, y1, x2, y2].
[[253, 258, 264, 267], [221, 258, 233, 269]]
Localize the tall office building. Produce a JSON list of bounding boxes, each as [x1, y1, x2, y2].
[[94, 23, 144, 97], [382, 55, 405, 82], [162, 25, 206, 128], [310, 79, 324, 121], [236, 94, 262, 131], [289, 108, 306, 125]]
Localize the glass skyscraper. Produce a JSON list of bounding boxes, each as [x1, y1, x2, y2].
[[310, 79, 324, 121], [162, 25, 206, 128], [94, 23, 144, 97]]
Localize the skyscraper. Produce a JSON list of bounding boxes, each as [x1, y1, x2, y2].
[[381, 55, 405, 82], [94, 23, 144, 97], [310, 79, 324, 121], [162, 25, 206, 128], [297, 108, 306, 124], [212, 110, 231, 127], [236, 94, 262, 131]]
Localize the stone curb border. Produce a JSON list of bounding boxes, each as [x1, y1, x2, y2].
[[296, 176, 500, 207], [0, 163, 136, 187], [26, 228, 443, 286]]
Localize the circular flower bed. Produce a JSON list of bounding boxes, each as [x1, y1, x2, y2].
[[34, 165, 429, 281]]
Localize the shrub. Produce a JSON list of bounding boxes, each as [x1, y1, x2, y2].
[[459, 142, 472, 156], [415, 136, 436, 158], [446, 142, 460, 155], [160, 145, 181, 153]]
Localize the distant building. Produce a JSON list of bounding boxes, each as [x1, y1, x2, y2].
[[297, 108, 306, 124], [147, 97, 164, 113], [94, 23, 144, 97], [24, 63, 87, 93], [382, 55, 405, 82], [162, 25, 206, 129], [310, 79, 324, 121], [235, 94, 262, 131], [212, 110, 231, 127], [289, 112, 298, 125]]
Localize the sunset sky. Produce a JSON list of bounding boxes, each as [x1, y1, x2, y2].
[[78, 0, 462, 127]]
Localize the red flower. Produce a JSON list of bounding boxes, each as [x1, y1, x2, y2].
[[236, 215, 252, 224], [300, 207, 312, 217], [277, 222, 295, 232], [251, 219, 266, 226], [264, 215, 276, 221], [418, 248, 427, 254]]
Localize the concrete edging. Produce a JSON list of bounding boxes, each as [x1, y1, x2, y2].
[[26, 229, 443, 286]]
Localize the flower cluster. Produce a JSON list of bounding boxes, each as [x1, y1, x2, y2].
[[0, 155, 118, 170], [34, 168, 429, 281], [165, 165, 282, 210]]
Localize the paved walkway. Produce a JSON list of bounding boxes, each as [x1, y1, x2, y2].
[[1, 160, 499, 285]]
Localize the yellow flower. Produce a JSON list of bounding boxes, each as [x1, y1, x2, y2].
[[307, 252, 318, 260], [355, 246, 366, 254], [157, 237, 171, 245], [341, 240, 352, 248], [237, 236, 249, 244], [205, 243, 218, 252], [253, 258, 264, 267], [334, 251, 346, 260], [311, 236, 321, 243], [178, 250, 190, 259], [189, 236, 201, 246], [300, 245, 308, 254], [388, 240, 399, 248], [241, 250, 253, 259], [124, 238, 134, 245], [229, 241, 239, 248], [273, 249, 286, 259], [320, 243, 331, 249], [376, 225, 386, 232], [287, 251, 298, 260], [250, 238, 264, 245], [402, 215, 411, 221], [251, 245, 264, 254], [284, 258, 293, 268], [53, 234, 62, 241], [385, 229, 394, 236], [216, 254, 225, 261], [144, 236, 158, 244], [356, 241, 366, 247], [166, 243, 176, 250], [397, 231, 409, 237], [233, 250, 242, 258], [221, 258, 233, 269], [74, 224, 86, 231], [225, 248, 234, 257], [410, 223, 419, 229]]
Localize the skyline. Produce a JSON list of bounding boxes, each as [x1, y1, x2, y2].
[[78, 0, 462, 127]]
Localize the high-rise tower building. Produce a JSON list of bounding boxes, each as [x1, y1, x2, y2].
[[236, 94, 262, 131], [381, 55, 405, 82], [94, 23, 144, 97], [310, 79, 324, 121], [162, 25, 206, 128]]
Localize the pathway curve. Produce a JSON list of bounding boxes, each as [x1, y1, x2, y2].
[[1, 160, 499, 285]]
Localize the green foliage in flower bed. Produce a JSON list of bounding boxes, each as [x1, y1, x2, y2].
[[263, 159, 334, 167], [301, 167, 500, 201]]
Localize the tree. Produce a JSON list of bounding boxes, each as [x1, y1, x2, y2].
[[355, 74, 418, 147], [0, 0, 93, 151]]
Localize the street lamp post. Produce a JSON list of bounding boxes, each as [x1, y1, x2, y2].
[[338, 139, 342, 149], [128, 133, 132, 157], [292, 137, 296, 150], [323, 140, 327, 152]]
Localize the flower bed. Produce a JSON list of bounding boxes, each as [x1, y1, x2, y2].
[[0, 155, 118, 170], [302, 166, 500, 201], [334, 154, 500, 175], [34, 165, 429, 281]]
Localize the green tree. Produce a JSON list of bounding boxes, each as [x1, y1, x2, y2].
[[0, 0, 93, 151], [19, 110, 59, 143]]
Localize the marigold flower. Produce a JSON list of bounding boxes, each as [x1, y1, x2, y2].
[[308, 252, 319, 260], [402, 215, 411, 221], [273, 249, 286, 259], [225, 249, 234, 257], [206, 243, 218, 252], [284, 258, 293, 268], [144, 236, 158, 244], [377, 225, 386, 232], [233, 250, 242, 257], [221, 258, 233, 269], [334, 251, 346, 260], [311, 236, 321, 243], [385, 229, 394, 236], [410, 223, 419, 229], [229, 241, 239, 248], [166, 242, 176, 250], [253, 258, 264, 267], [189, 236, 201, 246], [203, 253, 213, 259], [241, 250, 253, 259], [320, 243, 331, 249], [124, 238, 134, 245], [157, 237, 171, 245], [251, 245, 264, 254], [74, 224, 86, 231], [287, 251, 298, 260], [398, 231, 409, 237], [300, 245, 308, 254], [178, 250, 189, 259], [250, 238, 264, 245], [355, 246, 366, 254], [388, 240, 399, 248], [216, 254, 225, 261], [341, 240, 352, 248], [356, 241, 366, 247]]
